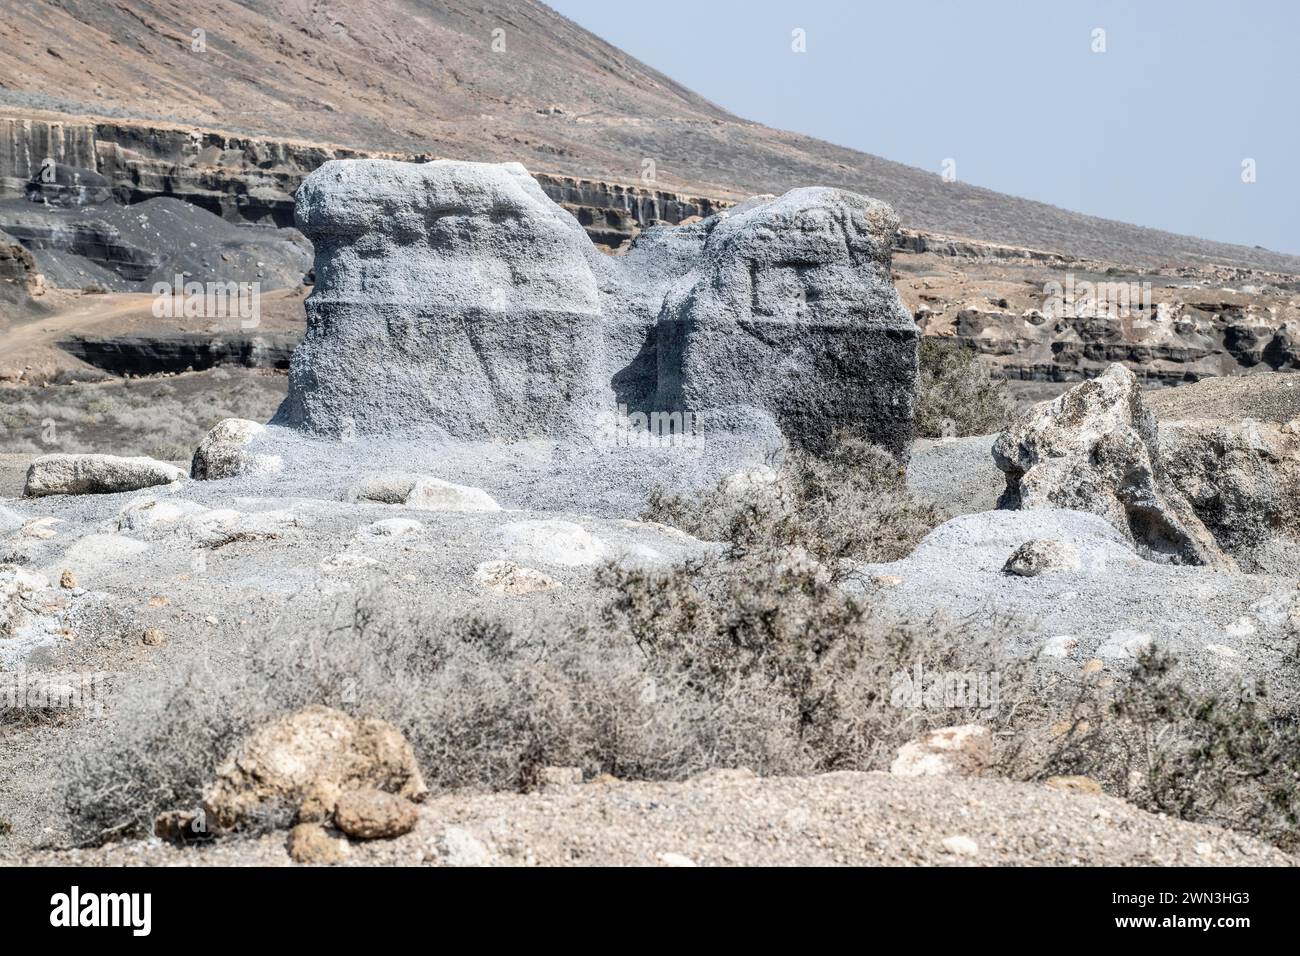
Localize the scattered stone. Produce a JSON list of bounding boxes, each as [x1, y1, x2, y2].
[[191, 418, 284, 480], [320, 552, 381, 570], [1002, 538, 1080, 576], [657, 852, 698, 867], [153, 809, 206, 842], [473, 560, 562, 595], [24, 454, 186, 498], [202, 705, 427, 831], [58, 569, 77, 589], [347, 473, 500, 511], [1097, 630, 1154, 660], [537, 766, 583, 788], [1081, 659, 1105, 674], [18, 517, 63, 540], [333, 787, 419, 840], [871, 574, 903, 587], [438, 826, 492, 867], [1205, 643, 1239, 658], [719, 464, 779, 497], [1044, 775, 1103, 795], [288, 822, 349, 864], [993, 364, 1232, 569], [142, 628, 165, 647], [941, 835, 980, 856], [361, 518, 424, 538], [495, 519, 606, 566], [1042, 635, 1079, 658], [890, 725, 991, 777]]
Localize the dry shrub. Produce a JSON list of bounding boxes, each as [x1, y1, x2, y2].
[[644, 433, 947, 572], [1028, 648, 1300, 850], [59, 553, 1031, 845], [914, 337, 1015, 438]]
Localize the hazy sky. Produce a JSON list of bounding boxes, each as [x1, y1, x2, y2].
[[546, 0, 1299, 255]]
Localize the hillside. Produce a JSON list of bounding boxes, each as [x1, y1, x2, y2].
[[0, 0, 1295, 271]]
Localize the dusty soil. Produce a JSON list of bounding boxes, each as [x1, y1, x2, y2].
[[9, 770, 1291, 867]]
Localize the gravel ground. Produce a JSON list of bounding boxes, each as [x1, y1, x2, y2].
[[9, 770, 1292, 867], [853, 508, 1300, 695], [1146, 372, 1300, 423]]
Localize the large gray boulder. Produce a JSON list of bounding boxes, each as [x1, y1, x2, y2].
[[992, 364, 1232, 568], [1158, 418, 1300, 572], [275, 160, 918, 456], [653, 188, 918, 456], [277, 159, 610, 440]]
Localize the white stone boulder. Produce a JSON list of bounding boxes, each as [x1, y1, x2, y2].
[[24, 454, 185, 497], [191, 419, 284, 480]]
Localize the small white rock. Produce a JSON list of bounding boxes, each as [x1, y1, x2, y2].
[[941, 835, 979, 856]]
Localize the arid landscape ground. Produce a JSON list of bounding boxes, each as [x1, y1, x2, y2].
[[0, 0, 1298, 882]]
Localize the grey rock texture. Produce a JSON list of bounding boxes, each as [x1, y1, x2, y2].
[[1002, 539, 1081, 576], [191, 419, 283, 480], [992, 364, 1231, 569], [853, 508, 1298, 694], [24, 453, 185, 497], [1158, 418, 1300, 573], [907, 435, 1003, 516], [277, 159, 610, 441], [275, 160, 917, 456], [652, 188, 918, 455]]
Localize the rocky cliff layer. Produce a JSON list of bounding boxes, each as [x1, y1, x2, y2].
[[0, 112, 727, 248]]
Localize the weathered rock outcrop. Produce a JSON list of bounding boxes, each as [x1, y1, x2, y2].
[[24, 453, 185, 497], [277, 159, 610, 440], [275, 159, 918, 455], [653, 188, 918, 455], [992, 364, 1232, 568], [1158, 418, 1300, 571]]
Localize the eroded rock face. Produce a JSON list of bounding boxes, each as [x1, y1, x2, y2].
[[275, 160, 917, 455], [24, 454, 186, 497], [202, 705, 427, 831], [654, 188, 918, 456], [277, 159, 609, 440], [992, 364, 1232, 569], [1158, 418, 1300, 571]]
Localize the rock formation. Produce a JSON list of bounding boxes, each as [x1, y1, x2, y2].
[[652, 188, 917, 455], [1158, 418, 1300, 571], [276, 159, 918, 455], [992, 364, 1232, 568]]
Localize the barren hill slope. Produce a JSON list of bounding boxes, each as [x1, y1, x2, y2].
[[0, 0, 1295, 271]]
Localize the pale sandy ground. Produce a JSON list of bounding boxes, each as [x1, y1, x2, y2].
[[9, 771, 1292, 867]]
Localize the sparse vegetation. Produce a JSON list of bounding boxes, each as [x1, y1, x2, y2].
[[60, 555, 1032, 845], [913, 337, 1016, 439], [1036, 649, 1300, 850], [0, 367, 286, 458], [643, 433, 947, 572]]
